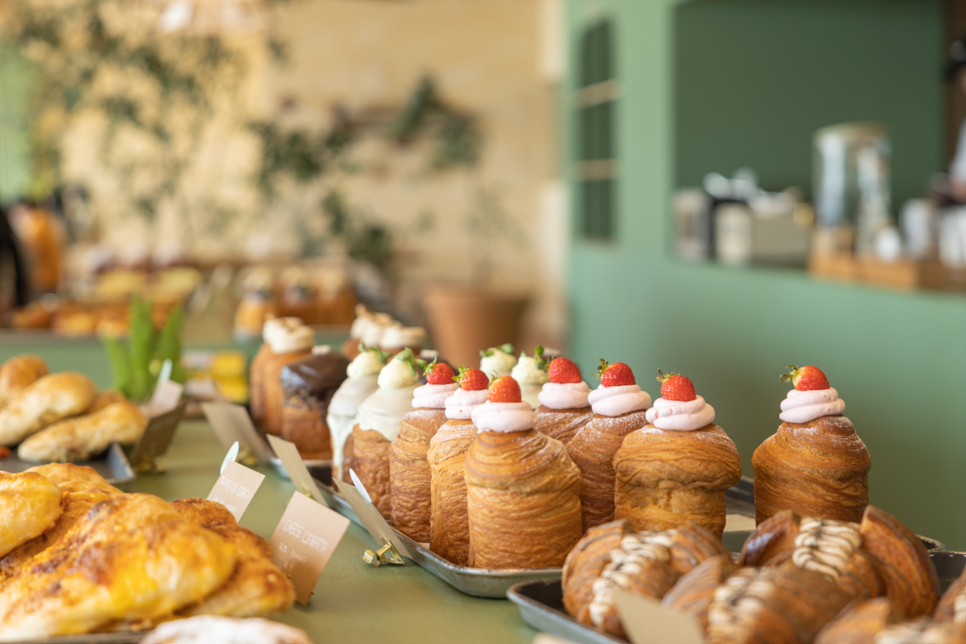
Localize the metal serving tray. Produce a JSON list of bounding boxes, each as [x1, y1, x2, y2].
[[7, 633, 144, 644], [0, 442, 136, 486], [508, 551, 966, 644], [306, 467, 766, 599]]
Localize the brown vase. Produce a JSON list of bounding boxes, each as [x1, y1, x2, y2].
[[422, 284, 529, 370]]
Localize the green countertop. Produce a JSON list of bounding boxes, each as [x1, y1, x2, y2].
[[0, 340, 539, 644]]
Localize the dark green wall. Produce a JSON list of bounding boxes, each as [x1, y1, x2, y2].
[[675, 0, 945, 207], [565, 0, 966, 549]]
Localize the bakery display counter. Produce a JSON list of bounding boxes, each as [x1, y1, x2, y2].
[[126, 419, 537, 644]]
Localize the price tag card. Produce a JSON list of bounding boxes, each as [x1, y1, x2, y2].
[[266, 435, 328, 507], [270, 492, 350, 605], [207, 460, 265, 522], [202, 401, 273, 463], [333, 476, 411, 559], [141, 380, 185, 418], [128, 399, 188, 470], [612, 587, 706, 644]]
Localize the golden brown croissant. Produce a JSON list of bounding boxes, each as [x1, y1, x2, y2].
[[0, 355, 48, 407], [175, 523, 295, 620], [170, 498, 238, 527], [0, 472, 63, 558], [351, 424, 393, 520], [18, 400, 147, 462], [534, 406, 594, 445], [666, 561, 855, 644], [0, 520, 237, 640], [612, 423, 741, 537], [88, 389, 128, 413], [752, 414, 870, 525], [738, 506, 939, 618], [814, 597, 904, 644], [567, 410, 648, 530], [464, 429, 582, 569], [427, 419, 478, 565], [0, 487, 117, 582], [390, 409, 448, 542], [25, 462, 122, 495], [0, 371, 97, 446], [562, 519, 729, 638]]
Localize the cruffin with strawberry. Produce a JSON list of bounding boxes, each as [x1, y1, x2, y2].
[[753, 364, 870, 525], [611, 367, 741, 537], [566, 359, 653, 530], [533, 356, 595, 445]]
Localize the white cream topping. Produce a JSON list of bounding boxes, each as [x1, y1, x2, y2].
[[412, 383, 459, 409], [538, 381, 591, 410], [360, 312, 395, 346], [328, 374, 379, 418], [262, 316, 299, 342], [265, 318, 314, 353], [588, 384, 651, 417], [511, 355, 550, 386], [379, 324, 426, 349], [347, 351, 386, 379], [645, 396, 714, 431], [377, 357, 420, 389], [444, 388, 488, 420], [519, 384, 543, 410], [780, 388, 846, 424], [471, 401, 535, 433], [791, 518, 862, 579], [356, 384, 418, 442], [479, 349, 517, 379], [328, 411, 357, 476]]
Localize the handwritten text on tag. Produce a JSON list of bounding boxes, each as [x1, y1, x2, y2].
[[270, 492, 350, 604], [207, 460, 265, 522]]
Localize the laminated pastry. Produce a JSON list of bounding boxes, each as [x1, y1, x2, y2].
[[278, 267, 317, 323], [350, 350, 420, 519], [935, 561, 966, 627], [562, 519, 729, 639], [0, 355, 49, 407], [326, 347, 387, 482], [534, 357, 593, 445], [427, 368, 489, 565], [390, 361, 458, 542], [279, 347, 349, 459], [260, 318, 314, 435], [613, 372, 741, 537], [140, 616, 315, 644], [0, 493, 237, 639], [379, 324, 426, 356], [738, 506, 940, 618], [24, 462, 122, 495], [232, 268, 277, 340], [511, 351, 549, 409], [0, 371, 97, 446], [753, 365, 870, 524], [88, 389, 128, 413], [665, 561, 855, 644], [0, 472, 64, 558], [813, 598, 905, 644], [465, 376, 583, 569], [18, 401, 148, 462], [479, 344, 517, 379], [567, 360, 651, 531]]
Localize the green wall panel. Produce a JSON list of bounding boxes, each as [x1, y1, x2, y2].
[[674, 0, 944, 207], [0, 43, 32, 206], [565, 0, 966, 548]]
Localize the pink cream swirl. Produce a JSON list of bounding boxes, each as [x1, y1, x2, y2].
[[471, 401, 536, 433], [538, 381, 591, 410], [588, 385, 651, 418], [444, 388, 489, 420], [412, 383, 459, 410], [780, 388, 845, 424], [645, 396, 714, 431]]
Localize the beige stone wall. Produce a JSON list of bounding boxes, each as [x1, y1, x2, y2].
[[62, 0, 566, 345]]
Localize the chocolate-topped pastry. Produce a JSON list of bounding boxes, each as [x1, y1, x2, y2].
[[279, 348, 350, 459]]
